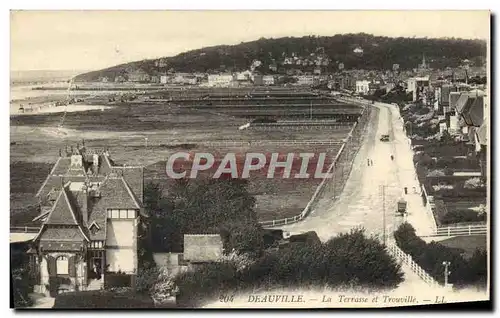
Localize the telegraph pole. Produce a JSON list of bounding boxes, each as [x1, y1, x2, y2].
[[382, 185, 386, 246], [379, 184, 387, 246], [442, 261, 451, 286]]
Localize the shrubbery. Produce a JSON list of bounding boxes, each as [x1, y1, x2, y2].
[[144, 179, 262, 255], [53, 290, 154, 308], [174, 229, 404, 307], [393, 223, 487, 289], [440, 209, 486, 225]]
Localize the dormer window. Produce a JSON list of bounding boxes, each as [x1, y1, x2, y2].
[[89, 221, 100, 235]]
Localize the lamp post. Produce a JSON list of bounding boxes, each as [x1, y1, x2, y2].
[[442, 261, 451, 287]]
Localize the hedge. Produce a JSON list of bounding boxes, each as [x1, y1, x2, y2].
[[174, 229, 404, 307], [104, 272, 132, 289], [53, 290, 154, 308], [393, 223, 487, 289], [440, 209, 486, 226]]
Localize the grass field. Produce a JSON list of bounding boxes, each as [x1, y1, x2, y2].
[[437, 235, 487, 258], [10, 87, 359, 223]]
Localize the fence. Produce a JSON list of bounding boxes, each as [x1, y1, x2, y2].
[[10, 226, 40, 233], [434, 224, 487, 237], [248, 123, 354, 132], [259, 105, 372, 228], [386, 241, 440, 287], [193, 140, 346, 147]]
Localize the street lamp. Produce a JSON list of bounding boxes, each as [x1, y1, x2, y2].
[[442, 261, 451, 286]]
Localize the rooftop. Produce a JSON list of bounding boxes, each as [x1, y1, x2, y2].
[[183, 234, 223, 263]]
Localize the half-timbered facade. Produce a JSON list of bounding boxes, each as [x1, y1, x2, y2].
[[29, 143, 145, 296]]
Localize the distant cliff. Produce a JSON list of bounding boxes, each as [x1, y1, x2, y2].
[[74, 33, 487, 82]]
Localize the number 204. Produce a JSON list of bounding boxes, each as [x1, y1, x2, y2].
[[219, 295, 234, 303]]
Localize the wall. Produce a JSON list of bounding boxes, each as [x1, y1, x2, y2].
[[106, 219, 137, 273], [36, 252, 86, 296]]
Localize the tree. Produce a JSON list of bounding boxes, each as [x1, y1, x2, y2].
[[144, 179, 260, 253]]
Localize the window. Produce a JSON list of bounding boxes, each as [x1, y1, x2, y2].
[[127, 210, 136, 219], [119, 210, 128, 219], [56, 256, 69, 275], [107, 209, 137, 219]]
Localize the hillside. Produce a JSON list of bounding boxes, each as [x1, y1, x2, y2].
[[74, 33, 487, 82]]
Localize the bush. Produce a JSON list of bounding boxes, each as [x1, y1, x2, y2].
[[394, 223, 487, 288], [440, 209, 486, 225], [464, 177, 485, 189], [174, 229, 404, 307], [11, 267, 35, 308], [53, 290, 154, 308], [135, 266, 161, 294], [104, 272, 132, 289]]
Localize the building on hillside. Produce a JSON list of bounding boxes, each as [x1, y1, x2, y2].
[[406, 76, 430, 101], [253, 75, 264, 86], [355, 80, 370, 95], [455, 91, 485, 127], [160, 75, 168, 84], [262, 75, 275, 86], [150, 76, 160, 84], [128, 69, 151, 83], [29, 143, 145, 296], [207, 74, 234, 87], [475, 122, 488, 179], [296, 75, 315, 86], [173, 73, 198, 85], [114, 76, 126, 83], [183, 234, 223, 270]]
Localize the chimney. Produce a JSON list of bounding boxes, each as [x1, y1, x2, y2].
[[81, 183, 89, 225]]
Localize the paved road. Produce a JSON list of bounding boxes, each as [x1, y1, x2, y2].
[[275, 102, 439, 290], [277, 104, 408, 241]]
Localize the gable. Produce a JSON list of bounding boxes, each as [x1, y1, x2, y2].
[[45, 189, 79, 225]]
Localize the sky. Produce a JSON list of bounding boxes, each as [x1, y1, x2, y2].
[[10, 10, 490, 72]]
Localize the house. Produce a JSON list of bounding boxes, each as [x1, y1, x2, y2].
[[253, 75, 264, 86], [263, 75, 275, 86], [455, 91, 485, 127], [355, 80, 370, 95], [173, 73, 198, 85], [207, 74, 234, 87], [475, 122, 488, 179], [296, 75, 315, 86], [407, 76, 430, 101], [128, 69, 151, 83], [160, 75, 168, 84], [183, 234, 223, 268], [29, 143, 145, 296], [353, 47, 364, 54]]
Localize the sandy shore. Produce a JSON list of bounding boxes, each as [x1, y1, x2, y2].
[[10, 104, 112, 116]]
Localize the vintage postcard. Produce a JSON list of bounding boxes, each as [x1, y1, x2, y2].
[[9, 10, 490, 309]]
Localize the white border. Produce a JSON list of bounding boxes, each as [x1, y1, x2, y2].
[[3, 2, 496, 317]]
